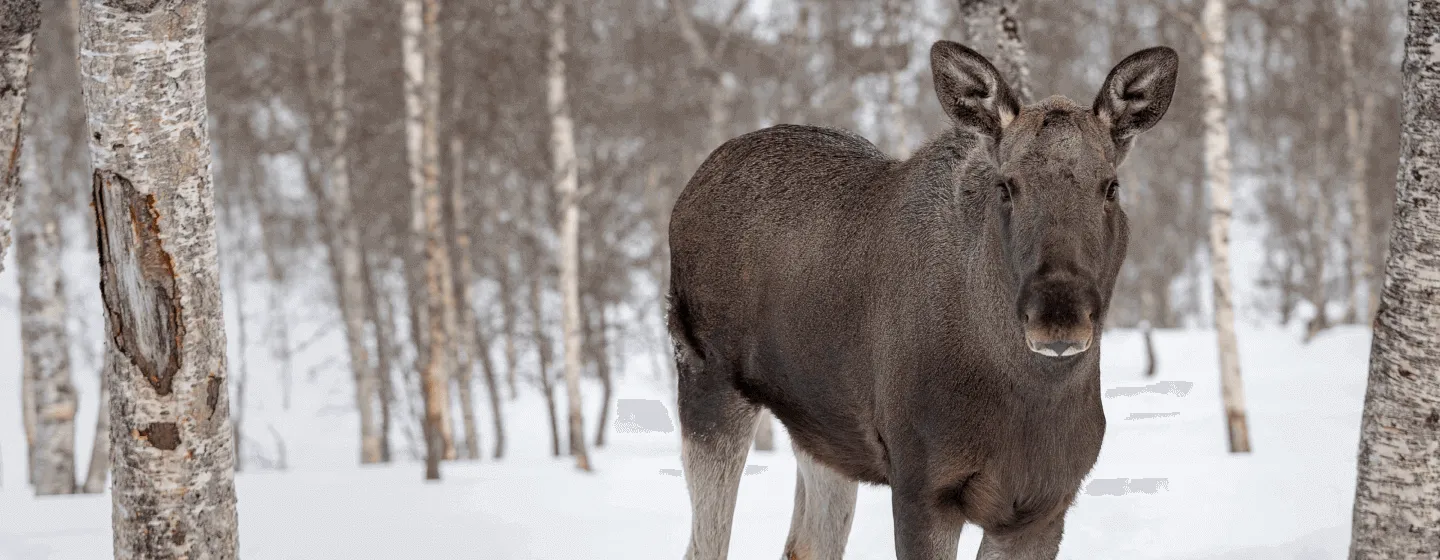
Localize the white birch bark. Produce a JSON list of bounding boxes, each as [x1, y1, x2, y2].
[[17, 129, 78, 495], [1347, 1, 1440, 555], [0, 0, 41, 277], [549, 0, 591, 472], [956, 0, 1031, 102], [1200, 0, 1251, 454], [1340, 1, 1376, 325], [449, 124, 481, 461], [78, 0, 239, 556], [403, 0, 452, 479], [323, 0, 383, 465], [82, 353, 111, 493]]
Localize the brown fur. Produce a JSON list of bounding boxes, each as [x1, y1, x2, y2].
[[669, 42, 1178, 559]]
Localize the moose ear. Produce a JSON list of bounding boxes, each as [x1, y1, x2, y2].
[[1093, 47, 1178, 145], [931, 41, 1020, 139]]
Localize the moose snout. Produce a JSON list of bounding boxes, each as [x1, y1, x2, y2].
[[1019, 273, 1099, 359]]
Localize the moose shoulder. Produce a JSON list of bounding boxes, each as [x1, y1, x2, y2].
[[667, 41, 1178, 560]]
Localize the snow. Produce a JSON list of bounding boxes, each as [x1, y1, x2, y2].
[[0, 262, 1375, 560]]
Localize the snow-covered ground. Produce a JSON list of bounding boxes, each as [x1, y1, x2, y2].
[[0, 258, 1373, 560]]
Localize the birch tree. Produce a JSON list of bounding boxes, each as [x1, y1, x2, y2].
[[403, 0, 453, 479], [1347, 0, 1440, 555], [1339, 0, 1376, 324], [448, 77, 482, 461], [956, 0, 1031, 103], [0, 0, 41, 276], [1200, 0, 1251, 454], [323, 0, 385, 465], [670, 0, 750, 151], [548, 0, 591, 472], [17, 129, 78, 495], [78, 0, 239, 555]]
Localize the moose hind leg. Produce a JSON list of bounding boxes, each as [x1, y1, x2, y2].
[[679, 362, 759, 560], [781, 444, 859, 560]]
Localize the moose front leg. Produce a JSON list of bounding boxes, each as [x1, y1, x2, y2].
[[891, 487, 964, 560], [975, 518, 1064, 560]]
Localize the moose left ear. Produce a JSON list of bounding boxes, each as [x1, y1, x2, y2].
[[1092, 46, 1178, 159]]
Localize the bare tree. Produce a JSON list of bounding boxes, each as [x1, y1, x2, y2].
[[1339, 0, 1376, 324], [0, 0, 41, 276], [549, 0, 592, 472], [17, 127, 78, 496], [448, 75, 482, 461], [404, 0, 453, 479], [79, 0, 239, 554], [1200, 0, 1250, 453], [1347, 0, 1440, 554], [324, 0, 386, 465], [81, 353, 111, 493], [957, 0, 1031, 102], [670, 0, 751, 151]]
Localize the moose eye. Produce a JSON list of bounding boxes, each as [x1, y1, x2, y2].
[[997, 178, 1014, 202], [1105, 179, 1120, 201]]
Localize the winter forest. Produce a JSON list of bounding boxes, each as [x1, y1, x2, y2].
[[2, 0, 1439, 558]]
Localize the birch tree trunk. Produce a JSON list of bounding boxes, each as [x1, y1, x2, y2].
[[449, 125, 481, 461], [499, 260, 520, 399], [956, 0, 1031, 103], [82, 353, 111, 493], [1339, 2, 1376, 325], [325, 0, 384, 465], [0, 0, 40, 278], [1347, 1, 1440, 555], [362, 253, 396, 462], [530, 268, 562, 457], [403, 0, 452, 479], [1200, 0, 1251, 454], [549, 0, 591, 472], [884, 0, 908, 156], [18, 129, 78, 496], [78, 0, 239, 555]]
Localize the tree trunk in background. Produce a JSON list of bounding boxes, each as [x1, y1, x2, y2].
[[227, 251, 249, 472], [0, 0, 40, 278], [424, 0, 459, 463], [364, 253, 396, 462], [473, 314, 507, 459], [325, 0, 384, 465], [530, 269, 562, 457], [499, 259, 520, 399], [957, 0, 1031, 103], [18, 129, 78, 496], [79, 0, 239, 555], [883, 0, 907, 156], [1339, 2, 1376, 325], [753, 411, 775, 451], [1200, 0, 1251, 454], [549, 0, 592, 472], [82, 353, 111, 493], [403, 0, 452, 480], [591, 302, 613, 448], [449, 126, 481, 461], [1347, 1, 1440, 554]]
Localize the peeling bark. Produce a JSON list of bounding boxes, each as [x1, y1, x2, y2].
[[79, 0, 238, 555], [0, 0, 41, 278], [17, 130, 77, 495], [1347, 1, 1440, 555], [1200, 0, 1251, 454]]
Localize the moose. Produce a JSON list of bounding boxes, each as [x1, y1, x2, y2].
[[665, 40, 1178, 559]]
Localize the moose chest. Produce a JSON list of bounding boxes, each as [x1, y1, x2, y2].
[[936, 396, 1106, 533]]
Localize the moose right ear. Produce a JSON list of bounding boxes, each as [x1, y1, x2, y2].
[[931, 41, 1020, 139]]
